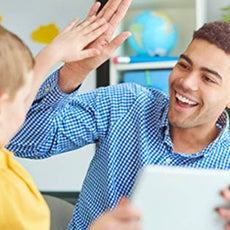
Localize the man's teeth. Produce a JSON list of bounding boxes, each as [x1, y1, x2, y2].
[[176, 93, 197, 105]]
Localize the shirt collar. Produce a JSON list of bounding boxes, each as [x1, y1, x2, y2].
[[160, 108, 229, 158], [216, 109, 229, 131]]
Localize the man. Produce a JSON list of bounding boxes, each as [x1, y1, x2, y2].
[[7, 14, 230, 230]]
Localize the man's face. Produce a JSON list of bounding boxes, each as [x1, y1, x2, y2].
[[168, 39, 230, 131]]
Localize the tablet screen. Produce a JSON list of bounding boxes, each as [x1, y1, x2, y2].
[[131, 165, 230, 230]]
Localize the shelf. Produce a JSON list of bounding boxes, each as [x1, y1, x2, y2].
[[108, 0, 210, 87], [109, 60, 177, 85], [130, 0, 197, 10], [112, 61, 177, 71]]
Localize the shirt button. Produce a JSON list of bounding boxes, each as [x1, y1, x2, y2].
[[164, 129, 169, 135], [45, 87, 50, 93], [166, 158, 171, 164]]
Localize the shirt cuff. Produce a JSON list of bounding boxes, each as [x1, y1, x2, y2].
[[33, 68, 80, 107]]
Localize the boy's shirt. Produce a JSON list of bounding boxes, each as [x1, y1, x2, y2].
[[0, 147, 50, 229]]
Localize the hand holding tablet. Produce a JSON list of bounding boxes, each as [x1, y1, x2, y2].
[[131, 165, 230, 230]]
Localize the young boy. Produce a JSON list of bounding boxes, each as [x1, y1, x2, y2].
[[0, 5, 108, 229]]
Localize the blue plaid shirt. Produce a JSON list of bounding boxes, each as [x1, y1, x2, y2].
[[8, 69, 230, 230]]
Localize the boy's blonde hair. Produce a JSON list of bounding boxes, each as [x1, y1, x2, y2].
[[0, 25, 34, 99]]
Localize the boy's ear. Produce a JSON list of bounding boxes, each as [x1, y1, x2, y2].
[[227, 97, 230, 107], [0, 93, 9, 111]]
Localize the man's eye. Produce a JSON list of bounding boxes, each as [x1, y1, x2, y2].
[[203, 75, 216, 84], [178, 62, 190, 70]]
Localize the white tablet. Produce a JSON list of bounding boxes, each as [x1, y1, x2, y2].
[[131, 165, 230, 230]]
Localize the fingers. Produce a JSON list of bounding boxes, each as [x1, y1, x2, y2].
[[61, 18, 80, 33], [88, 30, 130, 62], [75, 17, 107, 34], [63, 1, 101, 34], [102, 31, 131, 55], [110, 197, 142, 230], [216, 207, 230, 221], [97, 0, 123, 21], [109, 0, 132, 28], [88, 204, 141, 230], [75, 16, 97, 29], [66, 16, 108, 46], [221, 187, 230, 203], [96, 0, 131, 44], [79, 19, 108, 47], [216, 187, 230, 222], [78, 0, 131, 56], [49, 15, 109, 63], [59, 15, 97, 35], [87, 1, 101, 17], [114, 197, 141, 221], [97, 0, 131, 25], [77, 48, 100, 60], [225, 223, 230, 230]]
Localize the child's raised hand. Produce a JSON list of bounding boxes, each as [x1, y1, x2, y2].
[[47, 5, 108, 63]]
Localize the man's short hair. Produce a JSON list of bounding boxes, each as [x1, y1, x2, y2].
[[193, 21, 230, 54]]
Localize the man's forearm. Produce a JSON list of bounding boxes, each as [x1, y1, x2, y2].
[[58, 62, 91, 94]]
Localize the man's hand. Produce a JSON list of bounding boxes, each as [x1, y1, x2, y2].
[[216, 187, 230, 230], [88, 197, 141, 230], [58, 0, 132, 93]]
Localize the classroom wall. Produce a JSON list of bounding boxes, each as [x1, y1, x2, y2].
[[206, 0, 229, 22], [1, 0, 95, 191], [1, 0, 229, 191]]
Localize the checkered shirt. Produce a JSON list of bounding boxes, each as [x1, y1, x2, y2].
[[8, 69, 230, 230]]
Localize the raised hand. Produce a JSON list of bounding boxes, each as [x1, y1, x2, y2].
[[58, 0, 132, 93], [39, 3, 109, 65], [29, 4, 109, 110]]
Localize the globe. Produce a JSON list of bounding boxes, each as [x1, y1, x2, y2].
[[128, 10, 178, 56]]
